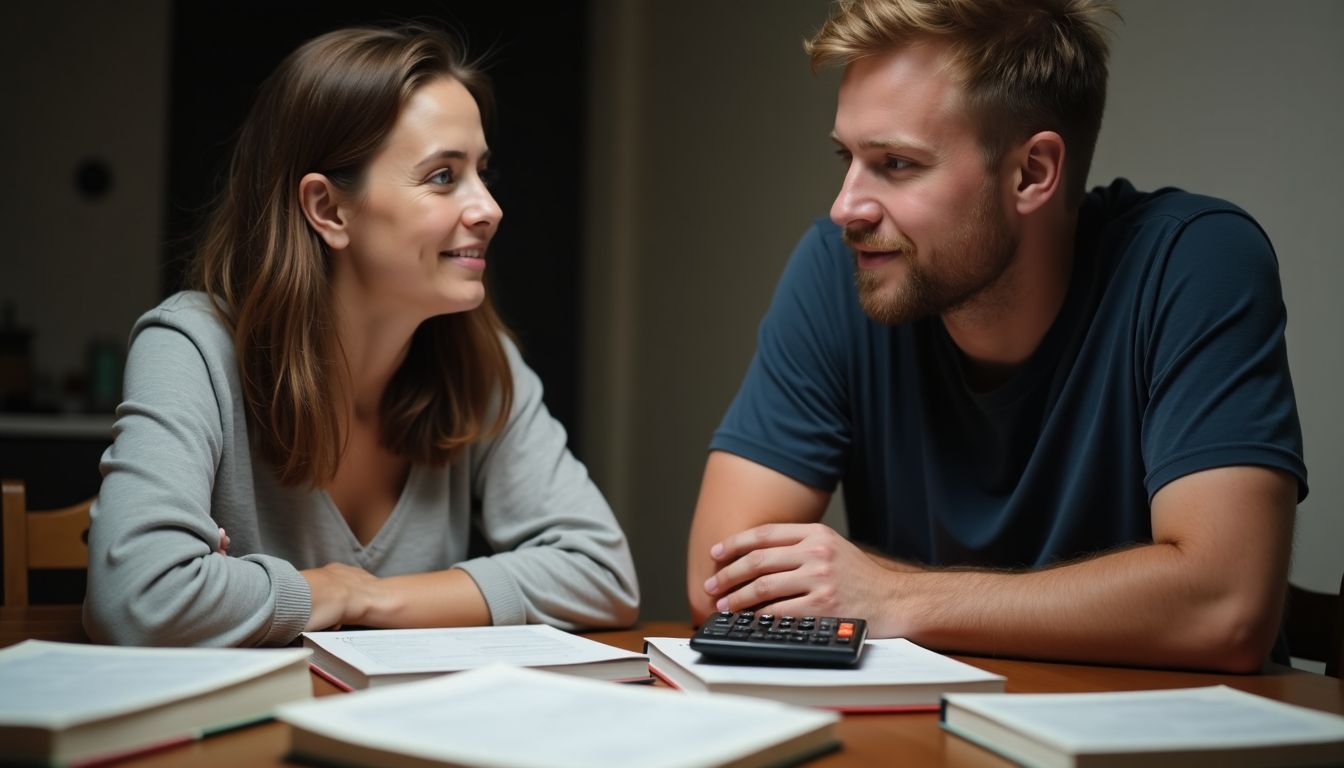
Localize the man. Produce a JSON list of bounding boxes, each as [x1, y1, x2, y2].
[[686, 0, 1306, 673]]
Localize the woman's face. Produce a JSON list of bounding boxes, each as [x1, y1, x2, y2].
[[335, 76, 502, 321]]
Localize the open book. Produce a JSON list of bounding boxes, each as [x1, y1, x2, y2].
[[644, 636, 1003, 712], [302, 625, 650, 690], [0, 639, 312, 767], [279, 664, 840, 768], [941, 685, 1344, 767]]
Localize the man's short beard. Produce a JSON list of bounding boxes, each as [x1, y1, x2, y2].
[[846, 183, 1016, 326]]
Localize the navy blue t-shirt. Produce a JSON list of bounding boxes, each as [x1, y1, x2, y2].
[[712, 179, 1307, 569]]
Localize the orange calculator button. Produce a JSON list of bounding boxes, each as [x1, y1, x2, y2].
[[837, 622, 854, 638]]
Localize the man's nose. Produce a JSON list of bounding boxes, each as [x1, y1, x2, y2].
[[830, 165, 880, 229]]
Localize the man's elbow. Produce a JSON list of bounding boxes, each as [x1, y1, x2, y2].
[[1197, 597, 1282, 674]]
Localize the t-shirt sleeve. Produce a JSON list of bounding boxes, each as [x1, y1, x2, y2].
[[1140, 211, 1308, 501], [710, 221, 855, 491]]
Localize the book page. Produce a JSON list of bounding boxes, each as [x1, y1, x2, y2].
[[0, 641, 309, 726], [948, 685, 1344, 751], [280, 665, 836, 768], [645, 637, 1003, 687], [303, 625, 644, 674]]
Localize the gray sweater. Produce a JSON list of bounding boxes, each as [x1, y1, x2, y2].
[[83, 292, 639, 646]]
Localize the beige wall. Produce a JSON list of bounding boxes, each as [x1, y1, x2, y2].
[[587, 0, 1344, 621], [0, 1, 168, 402]]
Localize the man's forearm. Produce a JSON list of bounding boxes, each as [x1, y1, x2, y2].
[[880, 542, 1283, 673]]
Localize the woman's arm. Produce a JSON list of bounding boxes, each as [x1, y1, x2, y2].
[[301, 563, 489, 630], [83, 318, 311, 647], [452, 340, 640, 630]]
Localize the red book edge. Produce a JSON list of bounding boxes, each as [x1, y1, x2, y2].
[[308, 661, 355, 693]]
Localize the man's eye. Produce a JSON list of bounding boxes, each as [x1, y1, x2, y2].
[[885, 156, 913, 171], [834, 148, 852, 163], [429, 169, 455, 185]]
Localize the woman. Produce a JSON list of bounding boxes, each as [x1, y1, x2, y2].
[[83, 25, 639, 646]]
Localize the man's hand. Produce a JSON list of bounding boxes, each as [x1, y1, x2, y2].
[[686, 453, 833, 624], [702, 522, 911, 636]]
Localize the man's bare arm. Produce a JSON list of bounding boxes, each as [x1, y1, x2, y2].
[[703, 465, 1295, 672], [686, 451, 831, 625]]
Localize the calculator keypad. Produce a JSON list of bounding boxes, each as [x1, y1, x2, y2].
[[690, 611, 867, 666]]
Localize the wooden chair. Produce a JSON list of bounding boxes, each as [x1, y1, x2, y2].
[[1285, 574, 1344, 677], [2, 479, 93, 607]]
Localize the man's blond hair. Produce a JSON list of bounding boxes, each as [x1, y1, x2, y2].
[[807, 0, 1116, 204]]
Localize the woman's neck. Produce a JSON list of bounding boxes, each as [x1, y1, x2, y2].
[[333, 304, 419, 423]]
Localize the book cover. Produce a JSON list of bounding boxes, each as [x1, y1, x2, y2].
[[302, 624, 650, 690], [0, 640, 312, 766], [941, 685, 1344, 768]]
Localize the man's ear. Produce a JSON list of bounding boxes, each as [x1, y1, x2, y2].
[[1011, 131, 1065, 216], [298, 173, 351, 251]]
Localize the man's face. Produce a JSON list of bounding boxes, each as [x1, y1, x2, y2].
[[830, 43, 1018, 325]]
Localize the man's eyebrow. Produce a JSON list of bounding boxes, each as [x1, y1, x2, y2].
[[829, 132, 933, 155]]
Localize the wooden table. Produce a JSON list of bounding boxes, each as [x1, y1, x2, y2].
[[4, 606, 1342, 766]]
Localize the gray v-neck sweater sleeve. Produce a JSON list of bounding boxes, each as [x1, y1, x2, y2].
[[83, 293, 639, 646]]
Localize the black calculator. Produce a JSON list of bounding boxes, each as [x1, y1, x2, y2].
[[689, 611, 868, 666]]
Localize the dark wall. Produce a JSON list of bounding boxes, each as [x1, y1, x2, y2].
[[166, 1, 589, 452]]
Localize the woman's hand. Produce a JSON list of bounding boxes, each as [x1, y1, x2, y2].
[[300, 562, 385, 631]]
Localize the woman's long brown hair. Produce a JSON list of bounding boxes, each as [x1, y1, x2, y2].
[[192, 26, 513, 488]]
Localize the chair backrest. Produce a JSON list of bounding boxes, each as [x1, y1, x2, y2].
[[1285, 575, 1344, 677], [2, 478, 93, 607]]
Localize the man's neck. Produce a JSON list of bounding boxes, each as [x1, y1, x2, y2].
[[941, 211, 1078, 390]]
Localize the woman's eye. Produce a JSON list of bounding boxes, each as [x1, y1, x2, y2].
[[429, 169, 455, 186], [479, 166, 498, 188]]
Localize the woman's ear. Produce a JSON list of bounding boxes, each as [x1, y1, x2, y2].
[[299, 173, 351, 251], [1010, 131, 1065, 216]]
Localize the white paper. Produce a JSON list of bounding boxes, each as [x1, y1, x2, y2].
[[644, 636, 1003, 688], [302, 624, 647, 672], [279, 664, 837, 768], [302, 624, 645, 674]]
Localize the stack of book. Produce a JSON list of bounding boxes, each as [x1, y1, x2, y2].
[[0, 640, 312, 766]]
